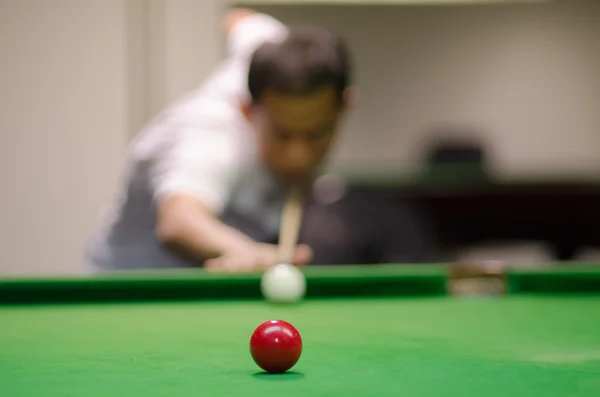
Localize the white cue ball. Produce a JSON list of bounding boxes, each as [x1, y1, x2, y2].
[[260, 263, 306, 303]]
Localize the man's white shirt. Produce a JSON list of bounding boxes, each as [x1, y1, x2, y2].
[[86, 14, 289, 271]]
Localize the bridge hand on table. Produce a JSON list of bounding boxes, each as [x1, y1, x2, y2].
[[204, 243, 312, 273]]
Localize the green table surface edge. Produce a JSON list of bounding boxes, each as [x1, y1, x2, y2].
[[1, 263, 599, 304]]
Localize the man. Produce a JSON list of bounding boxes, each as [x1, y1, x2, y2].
[[86, 9, 353, 272]]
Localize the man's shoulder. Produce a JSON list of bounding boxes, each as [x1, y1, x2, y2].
[[162, 60, 248, 126], [130, 62, 251, 161]]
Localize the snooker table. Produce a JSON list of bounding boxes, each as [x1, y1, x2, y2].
[[1, 264, 600, 397]]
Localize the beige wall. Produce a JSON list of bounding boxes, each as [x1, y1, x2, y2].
[[0, 0, 128, 275], [252, 0, 600, 180], [145, 0, 223, 120], [128, 0, 224, 139]]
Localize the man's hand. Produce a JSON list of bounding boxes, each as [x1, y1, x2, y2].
[[157, 195, 311, 272], [204, 243, 312, 272]]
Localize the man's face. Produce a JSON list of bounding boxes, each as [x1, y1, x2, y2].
[[247, 86, 345, 184]]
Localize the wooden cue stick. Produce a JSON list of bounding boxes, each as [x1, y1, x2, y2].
[[277, 185, 303, 264]]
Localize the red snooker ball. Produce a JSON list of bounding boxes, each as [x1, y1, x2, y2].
[[250, 320, 303, 373]]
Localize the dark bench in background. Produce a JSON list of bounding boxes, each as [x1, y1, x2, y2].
[[350, 181, 600, 261]]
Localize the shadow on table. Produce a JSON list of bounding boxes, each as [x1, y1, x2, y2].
[[252, 371, 305, 381]]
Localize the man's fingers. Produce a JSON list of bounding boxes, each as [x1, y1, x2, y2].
[[205, 256, 244, 272], [293, 244, 313, 266], [205, 256, 268, 273], [204, 244, 309, 273], [204, 257, 226, 272]]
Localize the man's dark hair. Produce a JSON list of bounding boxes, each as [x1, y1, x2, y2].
[[248, 26, 351, 104]]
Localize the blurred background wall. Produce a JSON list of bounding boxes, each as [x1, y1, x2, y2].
[[0, 0, 598, 275], [1, 0, 129, 275]]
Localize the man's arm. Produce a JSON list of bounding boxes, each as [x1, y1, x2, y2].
[[156, 194, 256, 261], [151, 10, 298, 270], [156, 193, 312, 270]]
